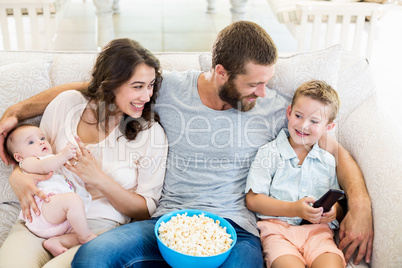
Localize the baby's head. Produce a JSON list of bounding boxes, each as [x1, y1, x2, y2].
[[287, 80, 340, 147], [5, 124, 53, 163]]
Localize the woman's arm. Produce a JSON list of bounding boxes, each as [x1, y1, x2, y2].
[[66, 133, 168, 221], [72, 159, 151, 220], [319, 134, 373, 264], [0, 82, 89, 165]]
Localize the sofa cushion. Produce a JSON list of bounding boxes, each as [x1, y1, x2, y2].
[[0, 57, 53, 202], [155, 52, 202, 72], [0, 202, 20, 248], [335, 51, 376, 125], [338, 93, 402, 267], [0, 58, 53, 117], [199, 45, 342, 103], [50, 53, 96, 86]]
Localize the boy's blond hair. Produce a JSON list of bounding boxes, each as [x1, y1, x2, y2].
[[291, 80, 340, 123]]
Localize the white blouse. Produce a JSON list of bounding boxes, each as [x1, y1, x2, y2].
[[40, 90, 168, 224]]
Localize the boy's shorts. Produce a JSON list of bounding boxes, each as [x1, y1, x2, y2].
[[258, 219, 346, 268], [19, 193, 71, 239]]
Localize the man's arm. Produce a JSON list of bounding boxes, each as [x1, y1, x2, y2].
[[0, 82, 89, 165], [320, 134, 373, 265], [3, 82, 89, 122]]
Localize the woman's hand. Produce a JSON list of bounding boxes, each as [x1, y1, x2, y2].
[[295, 197, 323, 224], [9, 168, 52, 222], [65, 136, 103, 186], [65, 135, 151, 220]]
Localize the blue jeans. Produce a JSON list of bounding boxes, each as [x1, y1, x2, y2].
[[72, 218, 263, 267]]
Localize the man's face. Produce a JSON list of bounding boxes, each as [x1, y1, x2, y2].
[[218, 62, 275, 112]]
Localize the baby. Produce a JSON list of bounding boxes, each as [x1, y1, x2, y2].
[[5, 124, 96, 257]]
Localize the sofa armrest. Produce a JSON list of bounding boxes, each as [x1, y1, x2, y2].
[[338, 93, 402, 268]]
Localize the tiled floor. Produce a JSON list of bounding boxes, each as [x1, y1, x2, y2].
[[4, 0, 402, 124], [53, 0, 297, 52]]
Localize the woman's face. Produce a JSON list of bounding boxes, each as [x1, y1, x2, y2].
[[114, 63, 156, 118]]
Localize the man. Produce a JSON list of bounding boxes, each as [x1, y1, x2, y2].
[[0, 21, 372, 266]]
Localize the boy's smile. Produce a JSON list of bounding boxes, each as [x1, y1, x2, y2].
[[287, 95, 335, 150]]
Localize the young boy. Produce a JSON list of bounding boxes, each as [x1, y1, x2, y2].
[[5, 124, 96, 257], [245, 80, 346, 268]]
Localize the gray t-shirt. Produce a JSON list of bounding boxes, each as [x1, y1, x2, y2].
[[153, 70, 287, 236]]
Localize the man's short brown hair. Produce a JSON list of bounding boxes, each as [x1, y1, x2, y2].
[[212, 21, 277, 77]]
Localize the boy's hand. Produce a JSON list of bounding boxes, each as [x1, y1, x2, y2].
[[61, 143, 77, 161], [295, 197, 323, 224], [320, 204, 337, 224]]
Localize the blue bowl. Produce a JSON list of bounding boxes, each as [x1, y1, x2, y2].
[[154, 209, 237, 268]]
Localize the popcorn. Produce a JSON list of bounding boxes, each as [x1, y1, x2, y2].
[[158, 212, 233, 256]]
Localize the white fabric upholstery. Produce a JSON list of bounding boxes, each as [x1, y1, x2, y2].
[[0, 58, 53, 116], [0, 48, 401, 268], [339, 93, 402, 268]]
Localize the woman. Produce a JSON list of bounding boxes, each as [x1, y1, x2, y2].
[[0, 38, 168, 267]]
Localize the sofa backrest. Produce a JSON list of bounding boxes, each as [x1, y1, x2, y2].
[[0, 46, 376, 247]]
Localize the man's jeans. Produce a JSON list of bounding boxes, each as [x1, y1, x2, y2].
[[72, 217, 263, 267]]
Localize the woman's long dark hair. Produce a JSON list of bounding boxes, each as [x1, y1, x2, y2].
[[81, 38, 162, 141]]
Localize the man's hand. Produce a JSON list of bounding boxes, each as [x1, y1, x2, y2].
[[0, 115, 18, 165], [338, 204, 373, 265], [9, 168, 52, 222]]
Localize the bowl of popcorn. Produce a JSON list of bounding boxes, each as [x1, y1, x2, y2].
[[155, 209, 237, 268]]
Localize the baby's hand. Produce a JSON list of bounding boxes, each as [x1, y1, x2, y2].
[[320, 204, 337, 224], [61, 143, 77, 160]]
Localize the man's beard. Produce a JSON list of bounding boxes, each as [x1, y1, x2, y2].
[[218, 78, 258, 112]]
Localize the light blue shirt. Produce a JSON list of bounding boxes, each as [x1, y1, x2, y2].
[[245, 128, 340, 228]]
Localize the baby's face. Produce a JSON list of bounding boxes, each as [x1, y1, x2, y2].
[[11, 126, 53, 161]]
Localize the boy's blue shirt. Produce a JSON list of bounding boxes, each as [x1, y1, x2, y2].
[[246, 128, 341, 228]]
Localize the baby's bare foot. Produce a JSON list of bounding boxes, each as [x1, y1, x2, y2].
[[43, 237, 68, 257], [78, 232, 97, 244]]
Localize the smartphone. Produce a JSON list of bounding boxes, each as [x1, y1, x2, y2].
[[313, 189, 345, 212], [300, 189, 345, 225]]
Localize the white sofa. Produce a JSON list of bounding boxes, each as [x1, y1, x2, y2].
[[0, 45, 401, 268]]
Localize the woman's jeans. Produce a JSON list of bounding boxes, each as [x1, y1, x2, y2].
[[72, 217, 263, 267]]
